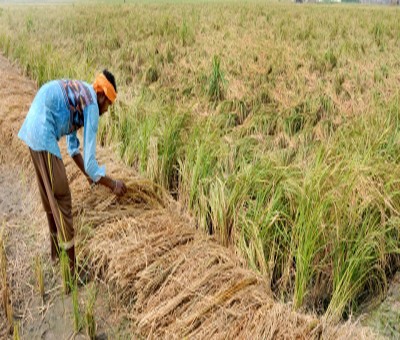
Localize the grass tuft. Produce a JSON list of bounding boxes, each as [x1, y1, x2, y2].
[[208, 55, 226, 102], [60, 249, 72, 295], [13, 322, 20, 340], [71, 281, 82, 333], [85, 287, 97, 340]]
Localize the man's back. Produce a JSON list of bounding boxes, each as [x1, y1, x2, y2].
[[18, 80, 97, 159]]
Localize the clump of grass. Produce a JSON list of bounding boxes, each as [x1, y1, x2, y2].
[[178, 125, 224, 232], [104, 93, 160, 172], [60, 249, 72, 295], [372, 21, 384, 48], [334, 73, 345, 95], [25, 16, 34, 33], [72, 281, 82, 333], [180, 19, 190, 46], [374, 65, 389, 84], [166, 42, 175, 63], [208, 55, 226, 102], [292, 155, 331, 309], [323, 48, 337, 71], [208, 177, 232, 246], [150, 111, 188, 192], [145, 64, 159, 84], [13, 322, 20, 340], [219, 99, 249, 126], [85, 287, 97, 340], [284, 112, 304, 136], [34, 255, 45, 301], [319, 95, 335, 116]]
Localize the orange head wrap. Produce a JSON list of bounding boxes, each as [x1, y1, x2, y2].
[[93, 73, 117, 103]]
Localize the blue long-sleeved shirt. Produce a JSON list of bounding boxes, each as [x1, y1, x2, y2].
[[18, 80, 105, 182]]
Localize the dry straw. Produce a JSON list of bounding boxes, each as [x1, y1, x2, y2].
[[34, 255, 45, 301]]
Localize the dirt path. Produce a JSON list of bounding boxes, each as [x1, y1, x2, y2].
[[362, 272, 400, 338], [0, 53, 385, 339], [0, 160, 75, 339], [0, 162, 40, 338], [0, 163, 120, 339]]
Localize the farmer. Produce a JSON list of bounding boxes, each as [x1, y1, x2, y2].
[[18, 69, 127, 276]]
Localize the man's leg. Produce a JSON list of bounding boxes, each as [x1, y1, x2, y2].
[[45, 152, 75, 274], [29, 149, 59, 261], [29, 150, 75, 274], [46, 212, 59, 261]]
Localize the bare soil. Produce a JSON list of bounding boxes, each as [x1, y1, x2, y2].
[[362, 272, 400, 338]]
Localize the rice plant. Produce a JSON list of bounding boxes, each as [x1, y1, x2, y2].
[[145, 64, 159, 84], [13, 322, 20, 340], [208, 55, 226, 102], [151, 111, 188, 192], [71, 281, 82, 333], [180, 19, 190, 46], [208, 177, 232, 246], [60, 249, 71, 295], [85, 287, 97, 340]]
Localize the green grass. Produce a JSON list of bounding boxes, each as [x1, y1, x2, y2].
[[84, 287, 97, 340], [34, 255, 45, 301], [13, 322, 20, 340], [60, 249, 72, 295], [1, 2, 400, 322], [71, 281, 82, 333], [208, 55, 226, 102]]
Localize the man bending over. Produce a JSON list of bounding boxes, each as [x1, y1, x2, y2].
[[18, 69, 127, 276]]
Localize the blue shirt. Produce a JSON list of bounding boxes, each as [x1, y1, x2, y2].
[[18, 80, 106, 182]]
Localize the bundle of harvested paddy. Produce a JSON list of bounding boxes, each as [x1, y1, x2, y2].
[[79, 184, 375, 339], [85, 210, 318, 339]]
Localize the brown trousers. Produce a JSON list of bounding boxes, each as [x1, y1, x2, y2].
[[29, 149, 74, 250]]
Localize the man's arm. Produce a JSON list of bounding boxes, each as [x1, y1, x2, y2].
[[67, 132, 93, 184], [72, 153, 92, 184], [72, 152, 127, 195]]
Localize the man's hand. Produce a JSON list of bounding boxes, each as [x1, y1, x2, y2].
[[113, 180, 127, 196], [97, 176, 127, 196]]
